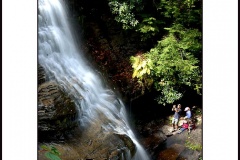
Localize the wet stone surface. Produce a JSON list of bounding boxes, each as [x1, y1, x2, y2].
[[38, 81, 79, 141]]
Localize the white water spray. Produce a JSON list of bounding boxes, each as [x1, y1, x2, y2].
[[38, 0, 150, 159]]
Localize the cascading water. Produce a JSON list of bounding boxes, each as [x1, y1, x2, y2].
[[38, 0, 150, 159]]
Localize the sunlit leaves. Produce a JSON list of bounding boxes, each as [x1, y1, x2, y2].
[[130, 55, 154, 94], [130, 24, 202, 105], [130, 55, 153, 79], [108, 1, 139, 29]]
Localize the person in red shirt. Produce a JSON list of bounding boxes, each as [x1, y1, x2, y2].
[[178, 120, 189, 134], [178, 119, 195, 134]]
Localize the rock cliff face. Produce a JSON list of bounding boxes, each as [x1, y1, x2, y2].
[[38, 90, 137, 159], [38, 65, 78, 141], [38, 81, 78, 141], [38, 125, 136, 160], [37, 65, 137, 159]]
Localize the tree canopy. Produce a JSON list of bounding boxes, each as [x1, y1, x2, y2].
[[108, 0, 202, 105]]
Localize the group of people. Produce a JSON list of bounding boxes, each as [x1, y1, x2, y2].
[[171, 104, 195, 134]]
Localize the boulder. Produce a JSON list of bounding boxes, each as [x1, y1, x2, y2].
[[38, 81, 79, 141], [71, 112, 137, 160], [157, 144, 185, 160], [178, 148, 201, 160], [134, 120, 167, 158], [157, 128, 202, 160], [37, 81, 137, 159], [116, 133, 136, 156], [142, 131, 167, 157], [38, 123, 137, 160], [161, 125, 174, 136]]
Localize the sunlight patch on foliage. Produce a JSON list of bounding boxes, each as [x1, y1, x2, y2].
[[108, 1, 139, 29], [130, 24, 202, 105]]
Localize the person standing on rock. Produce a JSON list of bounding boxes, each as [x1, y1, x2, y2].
[[171, 104, 182, 132]]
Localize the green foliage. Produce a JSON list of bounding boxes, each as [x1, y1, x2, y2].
[[107, 0, 202, 104], [157, 0, 202, 27], [136, 16, 162, 41], [156, 86, 183, 105], [130, 24, 202, 105], [108, 0, 139, 29], [193, 107, 202, 116], [40, 145, 61, 160], [108, 0, 201, 30], [185, 140, 202, 151], [130, 55, 153, 79], [130, 55, 154, 94]]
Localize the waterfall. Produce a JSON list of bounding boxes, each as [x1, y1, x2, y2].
[[38, 0, 149, 159]]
